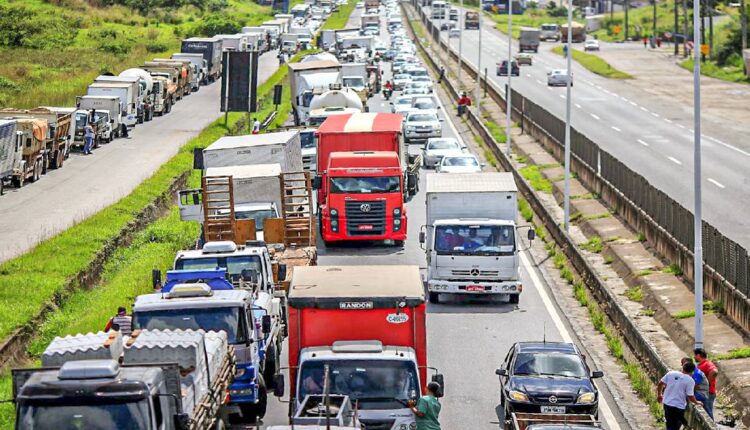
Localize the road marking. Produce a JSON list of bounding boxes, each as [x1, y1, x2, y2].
[[611, 92, 619, 98], [560, 94, 566, 99], [640, 106, 649, 112], [677, 124, 686, 129], [547, 86, 553, 91], [668, 156, 682, 165], [638, 139, 650, 147], [520, 252, 622, 430], [707, 178, 726, 189], [536, 79, 543, 85], [707, 136, 750, 157], [664, 118, 673, 123], [611, 126, 621, 132], [651, 112, 660, 118], [575, 103, 582, 109], [620, 97, 629, 102], [590, 113, 600, 120], [526, 73, 533, 78], [630, 101, 638, 107]]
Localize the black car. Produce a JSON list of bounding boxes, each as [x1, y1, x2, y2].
[[496, 60, 520, 77], [495, 342, 603, 425]]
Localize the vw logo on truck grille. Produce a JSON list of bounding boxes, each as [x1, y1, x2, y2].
[[470, 268, 480, 276], [360, 203, 371, 212]]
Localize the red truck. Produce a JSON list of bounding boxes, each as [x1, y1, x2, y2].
[[314, 112, 418, 246], [275, 265, 442, 429]]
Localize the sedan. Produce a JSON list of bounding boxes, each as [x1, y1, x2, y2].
[[449, 28, 461, 38], [393, 73, 413, 90], [584, 39, 600, 51], [411, 96, 439, 111], [391, 95, 417, 113], [496, 342, 603, 419], [496, 60, 520, 76], [403, 110, 442, 143], [437, 154, 482, 173], [409, 76, 434, 92], [422, 137, 465, 167], [515, 53, 533, 66], [547, 69, 573, 86], [402, 86, 431, 96]]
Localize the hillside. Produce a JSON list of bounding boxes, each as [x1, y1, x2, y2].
[[0, 0, 275, 108]]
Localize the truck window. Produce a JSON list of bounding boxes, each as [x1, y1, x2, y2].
[[298, 360, 419, 408], [300, 131, 317, 149], [434, 225, 515, 255], [343, 77, 366, 88], [133, 306, 247, 344], [17, 399, 150, 430], [329, 176, 401, 194], [175, 255, 263, 278]]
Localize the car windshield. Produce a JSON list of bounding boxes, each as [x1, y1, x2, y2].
[[408, 113, 437, 122], [414, 101, 435, 109], [18, 400, 149, 430], [443, 156, 478, 166], [396, 97, 413, 105], [513, 352, 588, 378], [343, 77, 365, 87], [175, 255, 262, 277], [413, 76, 431, 82], [133, 306, 246, 343], [329, 176, 400, 193], [298, 359, 420, 408], [428, 140, 458, 150], [542, 24, 558, 30], [435, 225, 515, 255]]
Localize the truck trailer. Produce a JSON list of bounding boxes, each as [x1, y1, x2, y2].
[[0, 120, 19, 194], [0, 107, 71, 171], [171, 53, 208, 88], [288, 60, 343, 126], [519, 27, 541, 52], [181, 37, 223, 82], [201, 131, 302, 172]]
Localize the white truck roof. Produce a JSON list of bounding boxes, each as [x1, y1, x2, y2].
[[426, 172, 517, 193], [205, 163, 282, 179], [289, 265, 424, 301], [206, 131, 299, 150], [133, 289, 252, 311]]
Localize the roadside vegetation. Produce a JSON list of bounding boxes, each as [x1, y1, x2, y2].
[[488, 3, 583, 39], [551, 46, 633, 79], [0, 0, 274, 108], [322, 0, 357, 29]]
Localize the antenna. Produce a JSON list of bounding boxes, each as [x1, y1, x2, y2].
[[543, 321, 546, 343]]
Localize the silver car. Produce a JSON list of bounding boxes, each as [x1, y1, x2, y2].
[[422, 137, 465, 167], [547, 69, 573, 86], [437, 154, 482, 173], [393, 73, 413, 90], [403, 110, 442, 143]]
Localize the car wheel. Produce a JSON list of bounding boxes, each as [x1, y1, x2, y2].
[[428, 292, 440, 304], [508, 294, 519, 304]]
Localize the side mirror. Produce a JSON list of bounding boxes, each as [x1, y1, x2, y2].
[[174, 413, 190, 430], [273, 374, 285, 397], [431, 374, 445, 397], [495, 368, 507, 376], [262, 315, 272, 334], [312, 175, 322, 190], [277, 263, 288, 282], [151, 269, 162, 289], [419, 231, 425, 244], [527, 229, 536, 241], [592, 370, 604, 378]]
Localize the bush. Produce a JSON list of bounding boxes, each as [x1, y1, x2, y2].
[[548, 6, 569, 17], [0, 5, 78, 49], [192, 13, 241, 37], [0, 76, 18, 91], [146, 41, 169, 52]]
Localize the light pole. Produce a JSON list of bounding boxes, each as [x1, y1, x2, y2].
[[506, 0, 513, 156], [458, 0, 464, 90], [563, 0, 573, 232], [692, 0, 704, 349], [475, 5, 483, 117]]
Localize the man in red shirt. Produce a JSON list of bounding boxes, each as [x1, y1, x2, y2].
[[694, 348, 718, 419], [457, 92, 472, 117]]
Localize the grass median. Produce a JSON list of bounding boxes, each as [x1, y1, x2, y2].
[[322, 0, 357, 30], [551, 46, 632, 79]]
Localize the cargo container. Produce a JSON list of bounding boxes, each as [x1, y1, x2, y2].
[[181, 37, 223, 82]]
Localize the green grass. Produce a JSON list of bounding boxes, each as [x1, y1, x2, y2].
[[322, 0, 357, 30], [662, 263, 683, 276], [489, 10, 582, 39], [637, 232, 646, 242], [551, 46, 633, 79], [580, 236, 603, 253], [592, 1, 679, 42], [520, 165, 553, 193], [713, 346, 750, 361], [625, 286, 644, 302], [583, 212, 612, 221], [519, 198, 534, 222], [673, 300, 724, 319], [483, 118, 509, 144], [679, 57, 750, 84]]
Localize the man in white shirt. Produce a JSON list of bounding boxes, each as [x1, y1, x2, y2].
[[657, 361, 700, 430]]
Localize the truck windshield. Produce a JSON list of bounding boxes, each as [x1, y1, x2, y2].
[[298, 360, 419, 408], [175, 255, 262, 277], [133, 306, 246, 343], [18, 400, 149, 430], [329, 176, 400, 194], [300, 131, 316, 148], [435, 225, 515, 255], [343, 77, 365, 88]]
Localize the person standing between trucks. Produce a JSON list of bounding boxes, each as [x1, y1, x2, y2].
[[407, 382, 442, 430], [657, 361, 700, 430], [252, 118, 261, 134], [83, 122, 95, 155], [457, 92, 471, 117], [104, 306, 133, 336], [694, 348, 718, 419]]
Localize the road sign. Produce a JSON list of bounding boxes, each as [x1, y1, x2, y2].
[[613, 25, 621, 34], [686, 41, 694, 50], [701, 44, 710, 55], [665, 31, 672, 39]]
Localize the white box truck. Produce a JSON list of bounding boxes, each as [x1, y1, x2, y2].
[[420, 172, 533, 304], [171, 53, 208, 88], [202, 131, 303, 172], [75, 95, 124, 139], [86, 82, 138, 129]]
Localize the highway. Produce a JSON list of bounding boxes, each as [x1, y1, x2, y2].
[[258, 6, 631, 429], [0, 51, 281, 263], [421, 4, 750, 250]]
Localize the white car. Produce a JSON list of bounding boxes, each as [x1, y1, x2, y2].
[[403, 110, 442, 143], [422, 138, 465, 167], [393, 73, 413, 90], [411, 96, 439, 111], [356, 1, 364, 7], [584, 39, 600, 51], [437, 154, 482, 173], [410, 76, 434, 92], [547, 69, 573, 86], [405, 80, 433, 93], [391, 95, 417, 113], [403, 86, 431, 96], [449, 28, 461, 38]]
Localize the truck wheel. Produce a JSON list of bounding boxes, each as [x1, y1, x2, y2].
[[0, 180, 4, 195], [213, 419, 226, 430], [394, 240, 405, 247], [12, 175, 24, 188], [41, 153, 48, 175], [31, 160, 41, 183], [239, 376, 268, 421], [428, 292, 441, 304], [508, 294, 519, 304], [263, 344, 279, 389]]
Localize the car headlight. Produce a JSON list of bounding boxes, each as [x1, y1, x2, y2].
[[577, 392, 596, 404], [508, 390, 529, 402]]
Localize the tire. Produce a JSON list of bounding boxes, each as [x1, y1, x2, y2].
[[0, 180, 4, 195], [239, 376, 268, 422], [429, 292, 440, 304], [41, 153, 48, 175], [30, 160, 41, 183], [12, 175, 23, 188], [213, 419, 226, 430], [394, 240, 405, 247], [508, 294, 519, 304], [263, 344, 279, 389]]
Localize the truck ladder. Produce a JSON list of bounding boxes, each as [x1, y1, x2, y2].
[[202, 175, 236, 242], [279, 171, 315, 247]]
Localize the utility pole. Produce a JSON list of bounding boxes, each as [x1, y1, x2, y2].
[[625, 0, 630, 41], [610, 0, 614, 21], [653, 0, 657, 41], [674, 0, 679, 55], [476, 6, 483, 118], [708, 0, 714, 58], [683, 0, 688, 57], [742, 0, 747, 50], [506, 0, 513, 157], [692, 0, 704, 350], [564, 0, 573, 232], [458, 0, 464, 90]]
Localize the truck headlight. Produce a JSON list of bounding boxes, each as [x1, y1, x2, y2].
[[394, 219, 401, 225], [577, 392, 596, 404], [410, 423, 417, 430], [394, 207, 401, 216], [330, 208, 338, 216], [508, 390, 529, 402]]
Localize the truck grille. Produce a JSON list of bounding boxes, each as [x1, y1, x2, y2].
[[302, 155, 314, 169], [359, 419, 396, 430], [345, 200, 385, 236], [451, 269, 500, 277]]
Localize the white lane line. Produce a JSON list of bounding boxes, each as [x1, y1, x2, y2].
[[560, 94, 566, 99], [708, 136, 750, 157], [520, 252, 622, 430], [547, 87, 553, 91], [640, 106, 649, 112], [526, 73, 533, 78], [590, 113, 600, 120], [651, 112, 660, 118], [677, 124, 686, 129], [668, 156, 682, 165], [630, 101, 637, 106], [620, 97, 629, 102], [664, 118, 673, 123], [575, 103, 582, 109], [708, 178, 726, 189], [638, 139, 650, 147], [611, 92, 619, 98], [611, 126, 621, 132], [536, 79, 543, 85]]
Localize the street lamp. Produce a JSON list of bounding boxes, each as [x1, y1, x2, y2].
[[458, 0, 464, 90], [475, 5, 483, 117], [563, 0, 573, 232], [506, 0, 512, 156], [692, 0, 704, 349]]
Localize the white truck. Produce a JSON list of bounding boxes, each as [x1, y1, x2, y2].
[[420, 172, 534, 304], [171, 53, 208, 89], [217, 33, 251, 52], [288, 60, 343, 126], [86, 82, 137, 132], [117, 69, 155, 121], [341, 63, 370, 106], [0, 120, 20, 194], [181, 37, 223, 83], [242, 27, 271, 50], [94, 75, 147, 123], [201, 131, 302, 172], [290, 27, 314, 49], [13, 329, 233, 430], [360, 13, 380, 34], [75, 95, 124, 139], [307, 87, 363, 126]]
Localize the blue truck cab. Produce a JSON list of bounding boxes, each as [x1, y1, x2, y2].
[[133, 269, 269, 421]]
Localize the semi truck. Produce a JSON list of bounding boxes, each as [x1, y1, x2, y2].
[[152, 58, 195, 96], [465, 11, 480, 29], [360, 13, 380, 34], [181, 37, 223, 82], [12, 329, 234, 430], [519, 28, 541, 52], [144, 60, 191, 99], [0, 107, 71, 171], [94, 75, 148, 123], [421, 172, 533, 304], [307, 87, 363, 126], [86, 82, 138, 131], [314, 113, 419, 245], [288, 60, 343, 126], [277, 265, 444, 430], [132, 281, 268, 421], [171, 53, 208, 89], [341, 63, 370, 106]]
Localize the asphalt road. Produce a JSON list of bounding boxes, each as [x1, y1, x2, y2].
[[423, 5, 750, 249], [257, 7, 630, 429], [0, 51, 281, 263]]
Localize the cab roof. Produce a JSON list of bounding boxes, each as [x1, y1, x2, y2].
[[317, 112, 403, 134], [328, 151, 401, 169]]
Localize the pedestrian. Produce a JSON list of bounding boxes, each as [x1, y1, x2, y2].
[[83, 122, 95, 155], [694, 348, 718, 419], [104, 306, 133, 337], [657, 361, 700, 430], [407, 381, 442, 430], [252, 118, 261, 134], [643, 36, 648, 48], [681, 357, 709, 406], [438, 66, 445, 84], [457, 92, 472, 117]]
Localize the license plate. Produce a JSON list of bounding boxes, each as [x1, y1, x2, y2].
[[466, 285, 484, 292], [358, 225, 373, 230], [541, 406, 566, 413]]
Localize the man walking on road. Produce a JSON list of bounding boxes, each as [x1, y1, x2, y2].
[[252, 118, 261, 134], [104, 306, 133, 337], [657, 361, 700, 430], [407, 381, 442, 430], [694, 348, 719, 419], [83, 122, 95, 155]]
